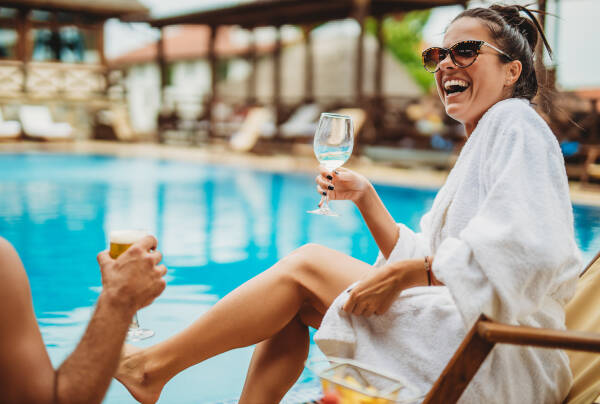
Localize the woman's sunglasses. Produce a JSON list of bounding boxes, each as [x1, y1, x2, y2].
[[422, 40, 513, 73]]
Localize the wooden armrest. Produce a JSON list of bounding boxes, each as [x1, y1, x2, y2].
[[423, 317, 600, 404], [478, 321, 600, 353]]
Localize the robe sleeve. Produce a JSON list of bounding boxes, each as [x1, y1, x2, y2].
[[432, 114, 582, 328], [373, 223, 430, 268]]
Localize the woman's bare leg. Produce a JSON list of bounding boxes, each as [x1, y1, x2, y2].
[[239, 305, 322, 403], [116, 244, 370, 403]]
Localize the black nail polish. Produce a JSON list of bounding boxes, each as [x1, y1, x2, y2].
[[328, 185, 334, 190], [326, 175, 333, 180], [322, 191, 327, 196]]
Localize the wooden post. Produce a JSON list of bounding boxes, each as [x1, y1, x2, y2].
[[246, 29, 257, 106], [353, 0, 370, 106], [373, 16, 384, 137], [156, 26, 168, 142], [17, 8, 29, 93], [208, 25, 218, 138], [97, 20, 108, 97], [591, 99, 599, 142], [156, 27, 167, 105], [302, 24, 314, 104], [273, 25, 282, 134]]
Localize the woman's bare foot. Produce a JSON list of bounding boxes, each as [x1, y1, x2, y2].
[[115, 344, 165, 404]]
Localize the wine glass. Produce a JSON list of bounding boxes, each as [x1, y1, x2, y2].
[[307, 112, 354, 216], [109, 229, 155, 341]]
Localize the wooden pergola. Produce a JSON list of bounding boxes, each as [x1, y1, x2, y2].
[[0, 0, 147, 103], [126, 0, 467, 141]]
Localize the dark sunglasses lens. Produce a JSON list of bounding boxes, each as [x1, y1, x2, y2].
[[423, 48, 444, 72], [451, 41, 480, 67]]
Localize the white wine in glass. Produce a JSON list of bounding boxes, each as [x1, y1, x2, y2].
[[308, 112, 354, 216], [109, 229, 155, 342]]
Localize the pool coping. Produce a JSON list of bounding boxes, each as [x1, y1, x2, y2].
[[1, 140, 599, 207]]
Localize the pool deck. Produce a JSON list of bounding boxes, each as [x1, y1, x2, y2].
[[1, 140, 599, 207]]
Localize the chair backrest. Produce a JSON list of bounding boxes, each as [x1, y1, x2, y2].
[[229, 107, 272, 152], [19, 105, 53, 127], [335, 108, 367, 136], [565, 251, 600, 404]]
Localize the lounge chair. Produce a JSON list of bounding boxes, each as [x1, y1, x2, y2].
[[581, 146, 600, 187], [280, 103, 321, 138], [0, 108, 21, 140], [229, 107, 274, 152], [423, 251, 600, 404], [19, 105, 73, 141], [335, 108, 367, 139]]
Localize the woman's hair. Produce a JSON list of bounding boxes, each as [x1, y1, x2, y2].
[[451, 4, 553, 101]]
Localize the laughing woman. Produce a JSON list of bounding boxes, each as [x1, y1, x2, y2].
[[116, 5, 582, 403]]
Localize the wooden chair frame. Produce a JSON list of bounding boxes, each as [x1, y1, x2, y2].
[[424, 251, 600, 404]]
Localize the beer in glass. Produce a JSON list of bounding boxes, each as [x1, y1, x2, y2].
[[109, 229, 155, 341]]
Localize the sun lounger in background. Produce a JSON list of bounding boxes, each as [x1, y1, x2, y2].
[[0, 107, 21, 140], [280, 103, 321, 138], [19, 105, 73, 141], [422, 251, 600, 404], [229, 107, 274, 152], [581, 146, 600, 187], [336, 107, 367, 138]]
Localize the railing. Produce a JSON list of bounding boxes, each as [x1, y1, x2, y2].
[[0, 60, 107, 101]]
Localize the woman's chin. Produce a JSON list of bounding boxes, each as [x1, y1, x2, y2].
[[444, 104, 465, 123]]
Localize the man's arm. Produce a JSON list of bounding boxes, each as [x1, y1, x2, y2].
[[56, 237, 166, 404], [0, 238, 55, 404], [0, 237, 166, 404]]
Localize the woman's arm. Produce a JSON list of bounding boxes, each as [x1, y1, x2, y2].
[[354, 181, 400, 259], [343, 256, 442, 316], [316, 167, 399, 258]]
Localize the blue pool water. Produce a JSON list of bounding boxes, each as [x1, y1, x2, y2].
[[1, 152, 600, 403]]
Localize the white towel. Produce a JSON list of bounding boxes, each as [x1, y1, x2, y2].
[[315, 98, 583, 403]]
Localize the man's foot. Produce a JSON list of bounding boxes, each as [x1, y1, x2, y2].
[[115, 344, 165, 404]]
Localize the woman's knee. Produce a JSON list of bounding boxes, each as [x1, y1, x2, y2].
[[282, 243, 325, 271]]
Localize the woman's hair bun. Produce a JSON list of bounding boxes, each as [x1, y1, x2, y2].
[[490, 4, 539, 51]]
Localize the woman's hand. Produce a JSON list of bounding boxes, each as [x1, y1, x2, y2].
[[343, 259, 428, 317], [315, 166, 371, 205]]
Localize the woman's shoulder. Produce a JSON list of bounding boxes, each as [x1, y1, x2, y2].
[[481, 97, 540, 124], [479, 98, 555, 145]]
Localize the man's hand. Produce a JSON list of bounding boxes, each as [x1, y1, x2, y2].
[[97, 235, 167, 313]]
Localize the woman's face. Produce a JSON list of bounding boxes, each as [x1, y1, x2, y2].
[[435, 17, 515, 135]]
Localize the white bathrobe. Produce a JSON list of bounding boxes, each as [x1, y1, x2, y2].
[[314, 98, 583, 403]]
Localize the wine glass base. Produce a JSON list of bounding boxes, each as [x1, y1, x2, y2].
[[307, 207, 339, 217], [127, 327, 154, 342]]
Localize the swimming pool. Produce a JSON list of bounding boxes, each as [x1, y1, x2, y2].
[[1, 152, 599, 403]]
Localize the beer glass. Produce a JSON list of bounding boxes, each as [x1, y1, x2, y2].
[[109, 229, 155, 341]]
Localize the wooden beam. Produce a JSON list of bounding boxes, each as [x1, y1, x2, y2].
[[423, 316, 495, 404]]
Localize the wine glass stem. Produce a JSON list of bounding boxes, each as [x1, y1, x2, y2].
[[131, 312, 140, 329]]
